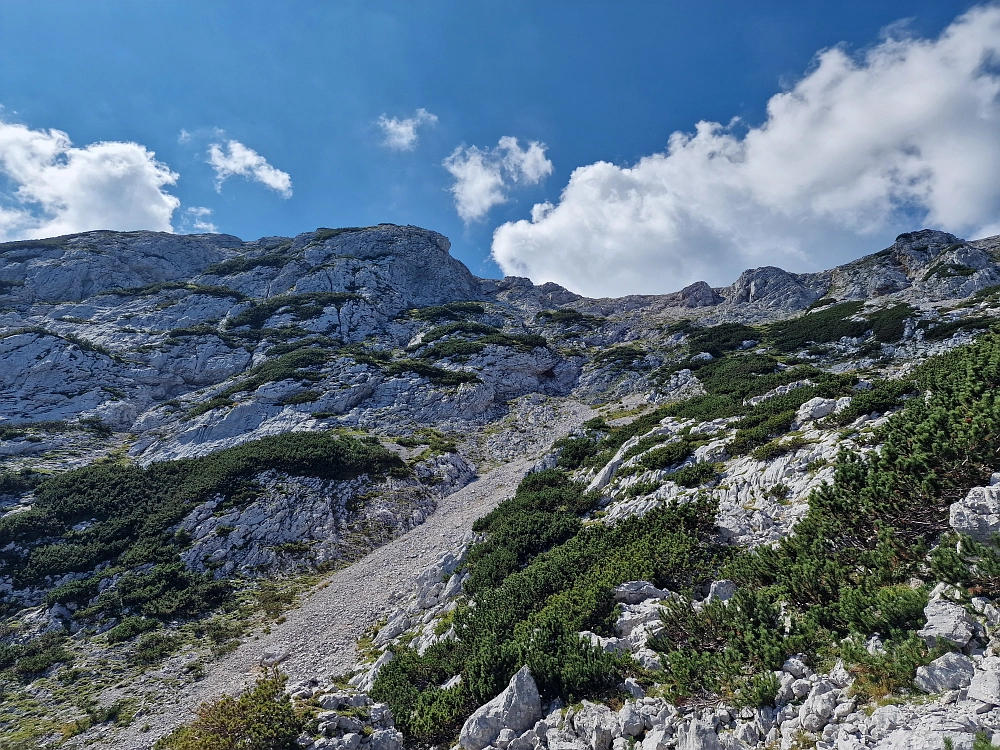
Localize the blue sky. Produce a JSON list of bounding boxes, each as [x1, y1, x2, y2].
[[0, 1, 997, 295]]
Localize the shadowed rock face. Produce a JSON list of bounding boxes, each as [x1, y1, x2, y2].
[[663, 281, 723, 308], [890, 229, 964, 273], [721, 266, 821, 310]]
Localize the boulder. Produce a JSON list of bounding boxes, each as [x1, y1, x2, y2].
[[917, 600, 975, 647], [546, 729, 588, 750], [459, 666, 543, 750], [793, 397, 838, 426], [612, 581, 670, 605], [675, 717, 722, 750], [616, 600, 667, 643], [572, 702, 619, 750], [639, 726, 673, 750], [798, 681, 838, 732], [969, 669, 1000, 706], [618, 703, 644, 737], [950, 476, 1000, 544], [914, 652, 975, 693], [781, 655, 810, 679], [368, 729, 404, 750], [350, 650, 395, 693]]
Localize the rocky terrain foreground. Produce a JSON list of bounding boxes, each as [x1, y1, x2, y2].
[[4, 224, 1000, 749]]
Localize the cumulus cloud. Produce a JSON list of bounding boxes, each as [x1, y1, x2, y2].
[[0, 120, 179, 241], [492, 5, 1000, 297], [444, 137, 554, 223], [378, 108, 438, 150], [207, 139, 292, 197]]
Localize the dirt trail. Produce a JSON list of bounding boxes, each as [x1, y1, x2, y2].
[[109, 400, 593, 749]]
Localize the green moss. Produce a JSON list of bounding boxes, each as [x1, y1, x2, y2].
[[536, 309, 605, 329], [100, 282, 246, 300], [227, 292, 361, 329], [405, 302, 487, 322]]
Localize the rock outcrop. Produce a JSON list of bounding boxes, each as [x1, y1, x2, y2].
[[459, 667, 543, 750]]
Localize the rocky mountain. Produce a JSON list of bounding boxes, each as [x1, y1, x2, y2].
[[3, 224, 1000, 749]]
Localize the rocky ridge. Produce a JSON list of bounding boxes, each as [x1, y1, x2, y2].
[[4, 224, 1000, 748]]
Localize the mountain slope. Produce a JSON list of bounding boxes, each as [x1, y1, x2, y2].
[[3, 224, 1000, 748]]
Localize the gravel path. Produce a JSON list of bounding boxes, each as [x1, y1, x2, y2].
[[107, 399, 593, 749]]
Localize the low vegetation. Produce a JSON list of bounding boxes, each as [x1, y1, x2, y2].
[[0, 432, 407, 629], [155, 670, 305, 750], [372, 331, 1000, 739]]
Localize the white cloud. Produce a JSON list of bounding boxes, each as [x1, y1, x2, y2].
[[181, 206, 217, 233], [444, 146, 506, 223], [0, 120, 179, 241], [378, 108, 438, 151], [492, 5, 1000, 297], [444, 137, 553, 223], [207, 139, 292, 197], [499, 136, 554, 184]]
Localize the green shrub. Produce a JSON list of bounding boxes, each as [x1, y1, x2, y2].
[[417, 321, 499, 346], [685, 322, 759, 357], [100, 281, 245, 300], [832, 380, 914, 425], [155, 670, 304, 750], [405, 302, 486, 322], [919, 316, 997, 342], [751, 437, 809, 462], [765, 301, 866, 351], [375, 472, 724, 730], [668, 462, 720, 488], [382, 360, 480, 386], [131, 631, 182, 664], [0, 468, 43, 496], [1, 432, 406, 619], [536, 309, 605, 329], [866, 304, 916, 343], [105, 616, 160, 644], [396, 428, 458, 455], [227, 292, 361, 329], [591, 345, 648, 371], [280, 390, 322, 406], [205, 249, 293, 276], [0, 632, 73, 681]]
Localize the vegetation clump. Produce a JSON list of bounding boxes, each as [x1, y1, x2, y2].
[[536, 309, 605, 329], [155, 670, 305, 750], [405, 302, 487, 322], [0, 432, 407, 620], [227, 292, 361, 330]]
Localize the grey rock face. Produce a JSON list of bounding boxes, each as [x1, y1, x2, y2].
[[572, 702, 618, 750], [950, 475, 1000, 544], [612, 581, 671, 605], [917, 599, 975, 648], [968, 668, 1000, 706], [662, 281, 722, 308], [721, 266, 821, 312], [0, 230, 242, 304], [459, 666, 543, 750], [674, 717, 722, 750], [798, 681, 838, 732], [915, 652, 975, 694]]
